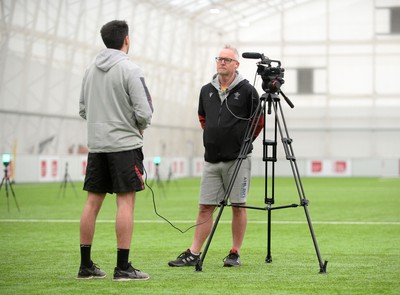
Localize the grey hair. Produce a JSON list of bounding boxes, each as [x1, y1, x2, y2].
[[223, 45, 239, 60]]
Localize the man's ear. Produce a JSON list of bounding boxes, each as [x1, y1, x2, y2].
[[235, 61, 240, 69]]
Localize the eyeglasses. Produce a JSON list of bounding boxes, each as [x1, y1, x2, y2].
[[215, 57, 237, 64]]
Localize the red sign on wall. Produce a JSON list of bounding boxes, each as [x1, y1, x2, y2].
[[311, 161, 322, 173], [307, 159, 351, 176], [41, 160, 47, 177], [51, 160, 58, 177], [39, 157, 59, 181], [335, 161, 347, 173]]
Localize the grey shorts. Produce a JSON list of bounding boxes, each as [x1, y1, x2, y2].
[[199, 155, 252, 205]]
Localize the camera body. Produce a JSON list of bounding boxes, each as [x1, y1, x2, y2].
[[242, 52, 293, 108], [257, 58, 285, 93]]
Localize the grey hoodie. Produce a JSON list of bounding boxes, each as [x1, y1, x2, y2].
[[79, 48, 153, 153], [210, 71, 244, 103]]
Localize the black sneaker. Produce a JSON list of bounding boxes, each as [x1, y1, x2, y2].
[[113, 262, 150, 281], [223, 249, 241, 267], [76, 262, 106, 279], [168, 249, 200, 267]]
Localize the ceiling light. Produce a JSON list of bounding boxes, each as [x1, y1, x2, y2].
[[210, 8, 220, 14]]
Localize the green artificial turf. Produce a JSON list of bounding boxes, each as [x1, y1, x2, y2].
[[0, 177, 399, 294]]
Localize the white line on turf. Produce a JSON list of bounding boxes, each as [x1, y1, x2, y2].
[[0, 219, 399, 225]]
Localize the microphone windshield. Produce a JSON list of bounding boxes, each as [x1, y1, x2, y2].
[[242, 52, 262, 59]]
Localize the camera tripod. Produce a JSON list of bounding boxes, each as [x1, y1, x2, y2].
[[148, 163, 166, 198], [166, 164, 180, 192], [0, 164, 20, 212], [194, 89, 328, 274], [57, 162, 78, 198]]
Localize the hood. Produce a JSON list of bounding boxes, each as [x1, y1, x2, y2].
[[211, 71, 244, 92], [210, 71, 246, 103], [95, 48, 128, 72]]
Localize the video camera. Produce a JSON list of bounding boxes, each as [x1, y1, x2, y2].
[[242, 52, 285, 93]]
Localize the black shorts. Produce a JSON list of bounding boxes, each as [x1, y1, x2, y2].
[[83, 148, 145, 194]]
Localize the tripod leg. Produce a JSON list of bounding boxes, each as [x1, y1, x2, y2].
[[274, 100, 327, 273], [57, 177, 67, 198], [5, 180, 10, 212], [63, 182, 67, 198], [0, 177, 8, 211], [303, 204, 328, 273], [7, 179, 20, 212], [265, 205, 272, 263], [67, 174, 79, 197], [287, 140, 328, 273], [0, 177, 5, 190], [156, 176, 166, 198], [195, 203, 226, 272]]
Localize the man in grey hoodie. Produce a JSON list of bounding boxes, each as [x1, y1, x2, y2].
[[77, 20, 153, 281]]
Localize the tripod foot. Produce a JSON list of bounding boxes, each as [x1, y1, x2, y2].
[[265, 256, 272, 263], [319, 260, 328, 274], [195, 260, 203, 272]]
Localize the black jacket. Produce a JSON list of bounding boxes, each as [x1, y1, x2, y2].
[[198, 79, 260, 163]]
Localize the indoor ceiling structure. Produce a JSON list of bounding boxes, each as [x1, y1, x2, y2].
[[146, 0, 312, 32], [0, 0, 399, 165]]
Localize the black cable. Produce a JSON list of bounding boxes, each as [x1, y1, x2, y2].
[[143, 165, 217, 234], [224, 73, 260, 122]]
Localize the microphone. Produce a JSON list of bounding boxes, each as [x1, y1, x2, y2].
[[242, 52, 262, 59]]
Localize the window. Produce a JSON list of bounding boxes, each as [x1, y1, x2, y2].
[[390, 7, 400, 33], [297, 68, 313, 94], [375, 6, 400, 35]]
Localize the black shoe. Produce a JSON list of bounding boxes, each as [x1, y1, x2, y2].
[[168, 249, 200, 267], [77, 262, 107, 279], [113, 262, 150, 281], [223, 249, 241, 267]]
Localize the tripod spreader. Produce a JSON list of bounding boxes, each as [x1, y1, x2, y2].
[[227, 203, 299, 211], [301, 198, 309, 206]]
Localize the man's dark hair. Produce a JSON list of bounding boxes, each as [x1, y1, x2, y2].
[[100, 20, 129, 49]]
